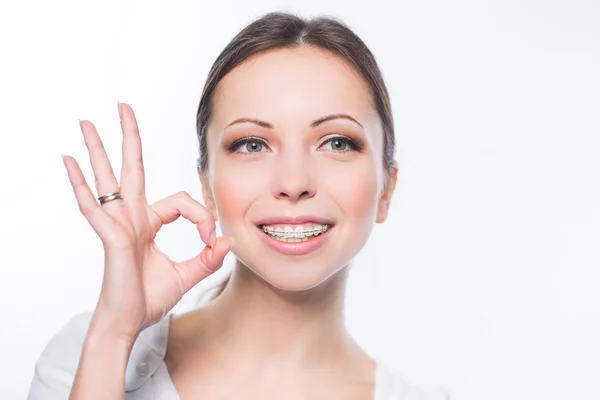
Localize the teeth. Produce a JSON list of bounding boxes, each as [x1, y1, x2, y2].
[[261, 223, 329, 241]]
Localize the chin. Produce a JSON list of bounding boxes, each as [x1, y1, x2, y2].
[[234, 251, 345, 292], [257, 264, 339, 292]]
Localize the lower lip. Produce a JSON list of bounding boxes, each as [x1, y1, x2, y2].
[[256, 225, 333, 256]]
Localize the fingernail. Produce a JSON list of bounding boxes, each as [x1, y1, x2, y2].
[[210, 231, 217, 247], [117, 100, 123, 120]]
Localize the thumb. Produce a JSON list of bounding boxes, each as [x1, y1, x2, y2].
[[175, 236, 234, 291]]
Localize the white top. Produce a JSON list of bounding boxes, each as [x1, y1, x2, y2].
[[27, 312, 448, 399]]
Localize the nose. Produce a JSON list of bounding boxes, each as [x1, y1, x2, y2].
[[271, 151, 316, 202]]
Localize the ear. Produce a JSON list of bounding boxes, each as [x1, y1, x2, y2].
[[376, 160, 398, 223], [199, 171, 218, 221]]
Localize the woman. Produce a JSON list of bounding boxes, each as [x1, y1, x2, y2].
[[28, 12, 447, 400]]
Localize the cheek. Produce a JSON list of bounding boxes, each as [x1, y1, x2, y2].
[[322, 161, 381, 222], [319, 160, 381, 262], [211, 162, 264, 231]]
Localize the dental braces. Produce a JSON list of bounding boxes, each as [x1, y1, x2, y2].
[[262, 226, 329, 236]]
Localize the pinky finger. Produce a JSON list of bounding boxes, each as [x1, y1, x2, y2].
[[62, 155, 115, 238]]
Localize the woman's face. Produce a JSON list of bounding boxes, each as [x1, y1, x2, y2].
[[201, 47, 396, 291]]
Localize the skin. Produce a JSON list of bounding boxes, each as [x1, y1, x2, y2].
[[164, 46, 399, 399], [62, 44, 397, 399]]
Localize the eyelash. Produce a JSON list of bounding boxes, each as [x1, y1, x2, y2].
[[226, 135, 363, 155]]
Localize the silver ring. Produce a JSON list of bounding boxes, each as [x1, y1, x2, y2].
[[98, 192, 122, 205]]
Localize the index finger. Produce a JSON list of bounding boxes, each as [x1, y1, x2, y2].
[[149, 191, 217, 248]]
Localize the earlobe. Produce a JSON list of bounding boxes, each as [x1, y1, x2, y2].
[[199, 172, 218, 221], [375, 161, 398, 223], [375, 192, 392, 223], [375, 202, 389, 223]]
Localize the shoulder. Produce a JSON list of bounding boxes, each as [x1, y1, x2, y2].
[[376, 361, 449, 400], [27, 311, 172, 399]]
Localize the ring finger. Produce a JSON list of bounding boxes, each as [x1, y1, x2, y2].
[[79, 119, 122, 213]]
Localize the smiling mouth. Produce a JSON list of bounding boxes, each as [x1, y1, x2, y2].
[[257, 223, 332, 243]]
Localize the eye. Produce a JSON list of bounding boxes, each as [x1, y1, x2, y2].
[[227, 137, 268, 154], [319, 136, 363, 153]]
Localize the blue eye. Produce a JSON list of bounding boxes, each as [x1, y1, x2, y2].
[[227, 137, 267, 154], [320, 136, 362, 153], [244, 141, 263, 152], [227, 135, 363, 155]]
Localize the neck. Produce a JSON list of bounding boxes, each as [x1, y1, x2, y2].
[[197, 260, 362, 373]]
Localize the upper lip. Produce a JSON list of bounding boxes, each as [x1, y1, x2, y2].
[[256, 215, 335, 226]]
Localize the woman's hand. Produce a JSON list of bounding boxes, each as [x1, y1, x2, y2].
[[61, 102, 233, 343]]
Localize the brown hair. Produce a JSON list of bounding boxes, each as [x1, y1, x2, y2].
[[195, 11, 395, 302]]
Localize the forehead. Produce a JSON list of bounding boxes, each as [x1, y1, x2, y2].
[[211, 47, 376, 127]]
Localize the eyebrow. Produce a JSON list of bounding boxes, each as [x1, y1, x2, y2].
[[224, 113, 363, 129]]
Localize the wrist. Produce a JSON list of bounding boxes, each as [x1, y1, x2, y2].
[[88, 308, 140, 347], [71, 312, 134, 400]]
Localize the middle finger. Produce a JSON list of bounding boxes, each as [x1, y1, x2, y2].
[[118, 102, 146, 204]]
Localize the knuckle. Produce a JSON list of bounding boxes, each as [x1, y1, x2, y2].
[[78, 202, 96, 216], [176, 190, 190, 200]]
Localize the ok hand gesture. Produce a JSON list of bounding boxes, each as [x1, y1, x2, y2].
[[61, 102, 233, 341]]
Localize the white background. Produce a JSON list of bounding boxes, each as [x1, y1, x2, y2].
[[1, 0, 599, 399]]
